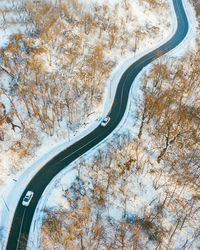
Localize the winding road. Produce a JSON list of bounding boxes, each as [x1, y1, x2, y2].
[[6, 0, 189, 249]]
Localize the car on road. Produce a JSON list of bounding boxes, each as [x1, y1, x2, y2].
[[100, 116, 110, 127], [22, 191, 34, 206]]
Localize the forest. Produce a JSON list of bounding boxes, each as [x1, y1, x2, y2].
[[41, 47, 200, 249], [0, 0, 170, 178], [0, 0, 199, 249]]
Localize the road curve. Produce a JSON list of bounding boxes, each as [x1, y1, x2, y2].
[[6, 0, 189, 249]]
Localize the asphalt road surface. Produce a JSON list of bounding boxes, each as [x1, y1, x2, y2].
[[6, 0, 189, 249]]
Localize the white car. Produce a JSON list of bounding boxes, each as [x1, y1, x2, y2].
[[22, 191, 34, 206], [100, 116, 110, 127]]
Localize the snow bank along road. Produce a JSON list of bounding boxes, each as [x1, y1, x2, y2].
[[6, 0, 189, 249]]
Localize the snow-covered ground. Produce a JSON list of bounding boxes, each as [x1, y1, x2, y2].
[[28, 0, 198, 249], [0, 0, 198, 249]]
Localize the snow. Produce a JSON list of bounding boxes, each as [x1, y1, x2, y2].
[[0, 0, 198, 249], [0, 23, 28, 49], [27, 0, 198, 249], [28, 164, 78, 249]]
